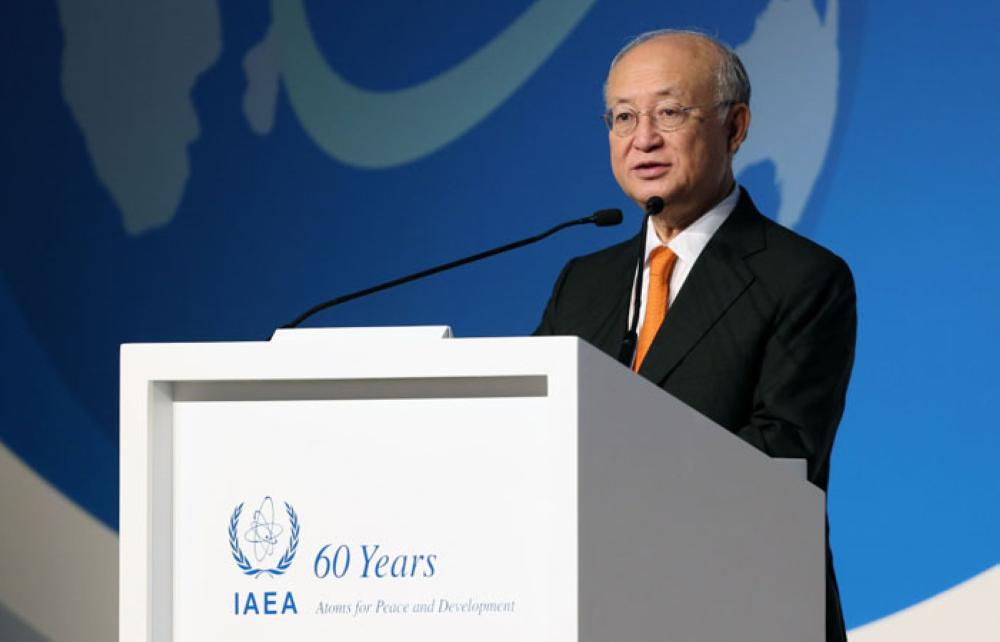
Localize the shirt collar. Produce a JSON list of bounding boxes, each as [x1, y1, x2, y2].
[[643, 184, 739, 266]]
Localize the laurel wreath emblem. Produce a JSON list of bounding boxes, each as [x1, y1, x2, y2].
[[229, 501, 300, 577]]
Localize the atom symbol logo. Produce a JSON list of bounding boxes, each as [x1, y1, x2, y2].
[[229, 497, 300, 577], [245, 496, 284, 562]]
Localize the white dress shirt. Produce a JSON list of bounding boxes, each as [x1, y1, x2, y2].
[[630, 185, 740, 339]]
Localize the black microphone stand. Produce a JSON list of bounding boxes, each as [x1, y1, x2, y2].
[[617, 196, 665, 366], [282, 209, 623, 330]]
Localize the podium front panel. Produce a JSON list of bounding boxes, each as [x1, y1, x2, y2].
[[170, 390, 570, 641]]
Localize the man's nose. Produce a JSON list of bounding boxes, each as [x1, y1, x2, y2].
[[632, 113, 663, 151]]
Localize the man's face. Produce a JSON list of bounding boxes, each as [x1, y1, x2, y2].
[[605, 36, 747, 220]]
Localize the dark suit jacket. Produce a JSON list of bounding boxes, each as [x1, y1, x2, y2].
[[535, 188, 856, 642]]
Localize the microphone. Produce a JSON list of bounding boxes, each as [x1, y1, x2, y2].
[[645, 196, 664, 216], [281, 207, 624, 329], [589, 208, 624, 227]]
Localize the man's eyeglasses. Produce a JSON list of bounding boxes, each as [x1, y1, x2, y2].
[[603, 100, 735, 137]]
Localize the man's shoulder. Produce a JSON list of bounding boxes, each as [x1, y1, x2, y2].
[[741, 207, 854, 296], [534, 233, 637, 338], [566, 234, 638, 271], [763, 214, 845, 263], [565, 232, 639, 281], [725, 190, 850, 274]]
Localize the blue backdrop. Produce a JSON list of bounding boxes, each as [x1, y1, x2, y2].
[[1, 0, 997, 630]]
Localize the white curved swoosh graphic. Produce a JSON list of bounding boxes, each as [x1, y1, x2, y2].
[[273, 0, 596, 168], [0, 443, 117, 642], [848, 564, 1000, 641]]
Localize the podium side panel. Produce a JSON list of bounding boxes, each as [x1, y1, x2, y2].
[[576, 342, 824, 642]]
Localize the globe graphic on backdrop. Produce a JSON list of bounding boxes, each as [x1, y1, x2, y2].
[[58, 0, 841, 237]]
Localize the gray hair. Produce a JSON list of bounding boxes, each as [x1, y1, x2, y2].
[[606, 29, 751, 107]]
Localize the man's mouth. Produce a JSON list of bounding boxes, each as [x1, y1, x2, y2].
[[632, 162, 671, 179]]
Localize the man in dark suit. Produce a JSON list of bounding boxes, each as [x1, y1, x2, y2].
[[535, 30, 855, 642]]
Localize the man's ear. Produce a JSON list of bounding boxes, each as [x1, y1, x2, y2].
[[727, 103, 751, 154]]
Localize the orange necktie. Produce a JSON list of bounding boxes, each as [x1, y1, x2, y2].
[[633, 246, 677, 372]]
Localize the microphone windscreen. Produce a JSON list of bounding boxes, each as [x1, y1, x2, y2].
[[591, 208, 623, 227], [645, 196, 665, 216]]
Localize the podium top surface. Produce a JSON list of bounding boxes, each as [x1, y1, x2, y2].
[[270, 325, 453, 344], [120, 326, 589, 383]]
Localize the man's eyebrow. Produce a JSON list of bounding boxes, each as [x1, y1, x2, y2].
[[607, 87, 680, 106]]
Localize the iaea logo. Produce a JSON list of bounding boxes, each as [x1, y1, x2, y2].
[[229, 496, 300, 577]]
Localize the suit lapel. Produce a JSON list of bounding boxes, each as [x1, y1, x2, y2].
[[637, 190, 766, 384]]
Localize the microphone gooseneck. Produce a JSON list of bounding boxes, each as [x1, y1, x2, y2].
[[619, 196, 665, 367], [282, 207, 623, 329]]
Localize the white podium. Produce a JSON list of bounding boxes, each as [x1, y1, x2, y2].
[[120, 327, 824, 642]]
